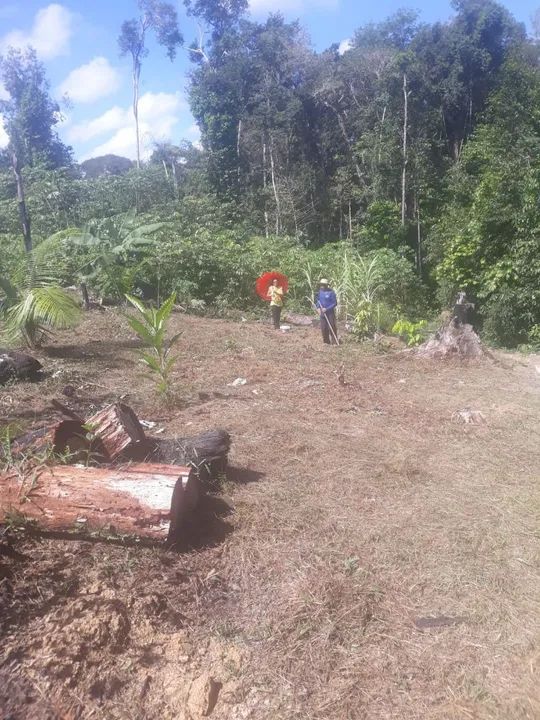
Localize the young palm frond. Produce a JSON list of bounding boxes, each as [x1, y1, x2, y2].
[[3, 286, 81, 347]]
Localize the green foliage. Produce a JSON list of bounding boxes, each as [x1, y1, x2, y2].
[[1, 277, 81, 347], [0, 47, 72, 168], [430, 57, 540, 345], [392, 318, 427, 346], [0, 2, 537, 344], [528, 325, 540, 349], [355, 201, 406, 253], [69, 210, 164, 299], [125, 292, 181, 396]]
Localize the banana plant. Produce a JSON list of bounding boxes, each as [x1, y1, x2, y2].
[[70, 210, 166, 300]]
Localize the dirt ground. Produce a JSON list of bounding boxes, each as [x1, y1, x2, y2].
[[1, 311, 539, 720]]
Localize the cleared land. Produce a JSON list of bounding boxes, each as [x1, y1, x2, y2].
[[1, 311, 539, 720]]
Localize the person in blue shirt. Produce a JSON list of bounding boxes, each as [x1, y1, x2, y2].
[[315, 278, 339, 345]]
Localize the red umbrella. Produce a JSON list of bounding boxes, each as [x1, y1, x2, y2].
[[255, 271, 289, 301]]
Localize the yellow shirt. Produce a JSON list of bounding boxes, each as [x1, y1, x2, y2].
[[267, 285, 284, 307]]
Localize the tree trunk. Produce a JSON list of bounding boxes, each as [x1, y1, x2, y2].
[[133, 61, 141, 170], [0, 463, 197, 544], [11, 151, 32, 254], [415, 195, 422, 277], [236, 119, 242, 183], [80, 282, 90, 310], [378, 105, 387, 164], [262, 140, 269, 238], [269, 136, 281, 236], [401, 73, 408, 226], [329, 104, 362, 184], [171, 159, 178, 198]]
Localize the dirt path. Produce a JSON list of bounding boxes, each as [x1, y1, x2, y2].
[[1, 313, 539, 719]]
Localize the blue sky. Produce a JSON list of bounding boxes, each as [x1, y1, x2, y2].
[[0, 1, 538, 162]]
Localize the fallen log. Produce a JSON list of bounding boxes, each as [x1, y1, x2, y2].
[[0, 349, 43, 384], [10, 420, 107, 462], [86, 403, 148, 461], [0, 463, 197, 544], [283, 313, 317, 327], [149, 429, 231, 488]]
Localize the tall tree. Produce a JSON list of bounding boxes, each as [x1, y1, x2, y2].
[[184, 0, 247, 35], [0, 47, 72, 253], [119, 0, 183, 169]]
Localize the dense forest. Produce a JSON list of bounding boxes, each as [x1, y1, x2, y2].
[[1, 0, 540, 348]]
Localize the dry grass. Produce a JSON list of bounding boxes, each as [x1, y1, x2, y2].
[[1, 310, 539, 719]]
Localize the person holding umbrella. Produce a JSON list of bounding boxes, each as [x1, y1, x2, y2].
[[255, 271, 288, 330], [267, 278, 284, 329], [316, 278, 339, 345]]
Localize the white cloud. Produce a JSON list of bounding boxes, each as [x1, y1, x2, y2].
[[0, 83, 9, 101], [68, 107, 127, 143], [249, 0, 338, 12], [185, 123, 201, 141], [58, 57, 121, 104], [1, 4, 73, 60], [0, 115, 8, 149], [338, 38, 352, 55], [72, 92, 185, 160]]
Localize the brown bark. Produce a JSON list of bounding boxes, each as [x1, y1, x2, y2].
[[10, 420, 106, 462], [0, 463, 196, 543], [86, 403, 147, 462]]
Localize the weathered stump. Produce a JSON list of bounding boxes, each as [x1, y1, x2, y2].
[[0, 463, 197, 544], [414, 321, 485, 360], [87, 403, 148, 461]]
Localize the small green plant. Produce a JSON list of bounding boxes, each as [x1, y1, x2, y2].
[[125, 292, 181, 396], [392, 318, 427, 346], [528, 324, 540, 350]]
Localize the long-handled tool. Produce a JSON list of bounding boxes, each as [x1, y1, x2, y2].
[[306, 296, 340, 345]]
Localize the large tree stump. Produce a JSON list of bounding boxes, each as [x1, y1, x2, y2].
[[0, 463, 197, 544], [414, 321, 485, 360], [87, 403, 148, 461]]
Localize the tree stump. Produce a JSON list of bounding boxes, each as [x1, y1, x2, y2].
[[87, 403, 148, 461], [0, 463, 197, 544], [414, 321, 485, 359]]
